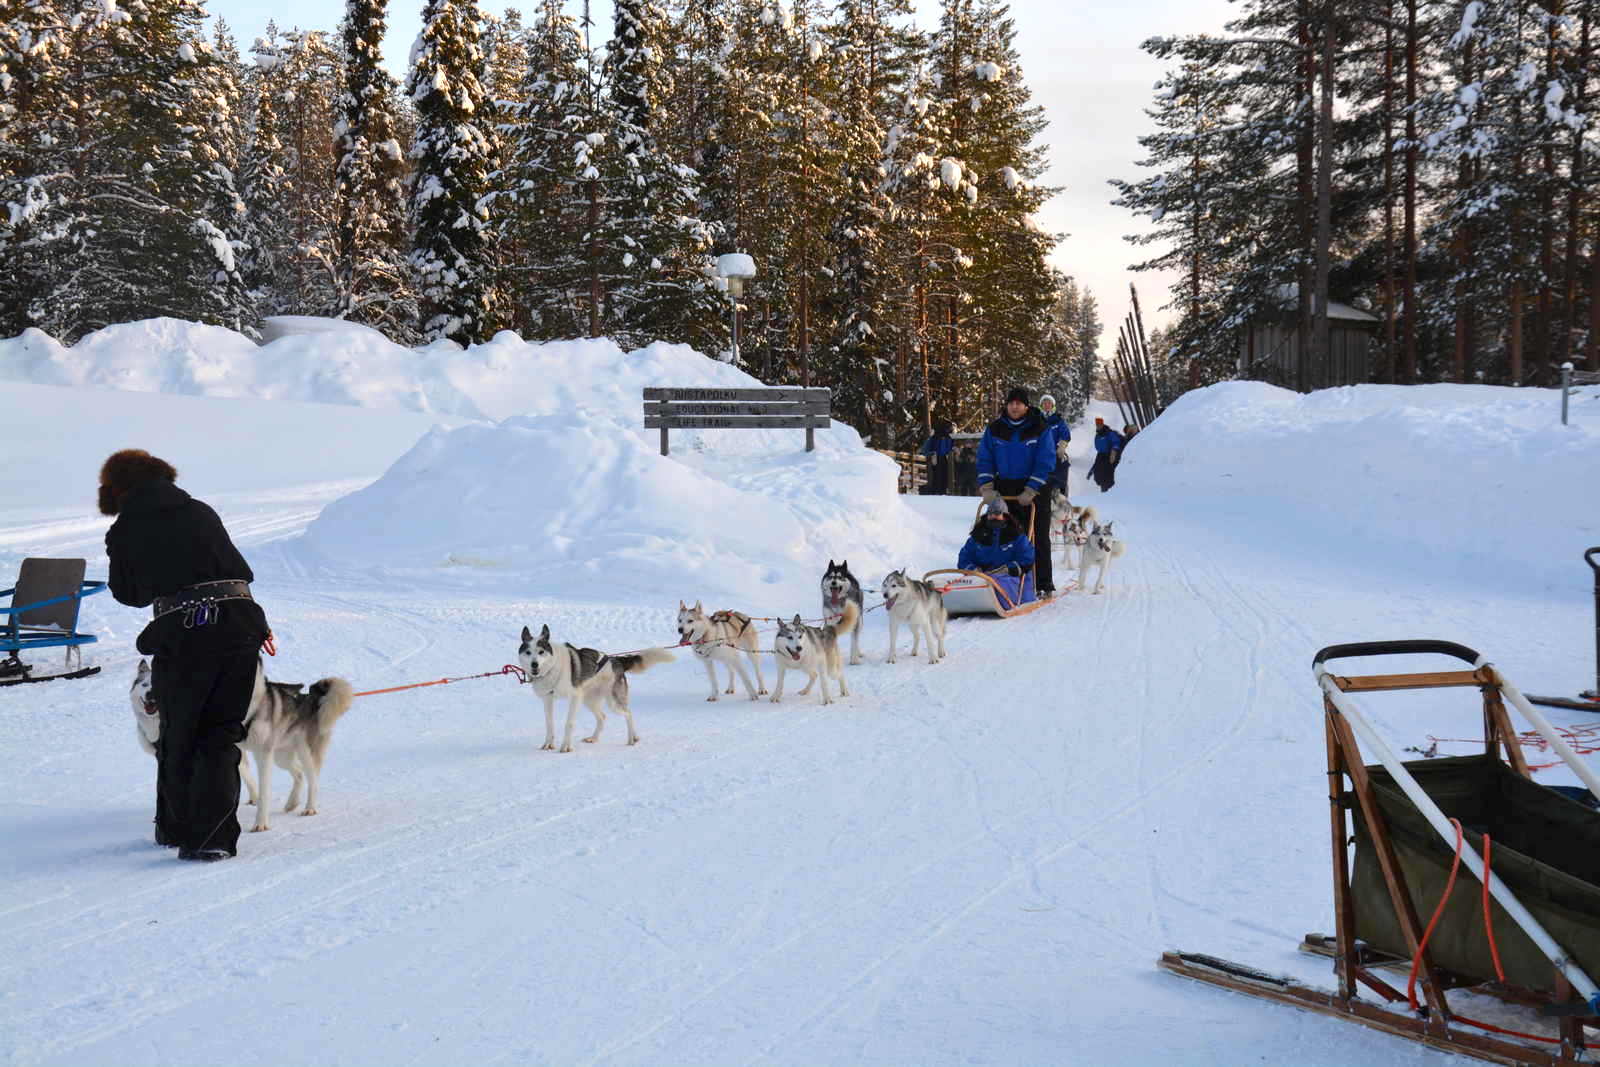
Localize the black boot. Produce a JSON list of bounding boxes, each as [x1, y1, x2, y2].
[[178, 847, 233, 862]]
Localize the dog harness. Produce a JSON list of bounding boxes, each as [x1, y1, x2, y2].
[[151, 580, 253, 628]]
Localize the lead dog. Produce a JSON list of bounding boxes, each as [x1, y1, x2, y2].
[[770, 601, 860, 706], [675, 601, 767, 701], [518, 625, 675, 752], [880, 569, 948, 665]]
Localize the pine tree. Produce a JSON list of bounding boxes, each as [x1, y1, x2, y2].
[[497, 0, 592, 338], [30, 0, 254, 339], [0, 0, 65, 335], [335, 0, 417, 340], [407, 0, 496, 344], [599, 0, 721, 349], [817, 0, 920, 434]]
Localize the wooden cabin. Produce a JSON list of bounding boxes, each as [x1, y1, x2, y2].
[[1238, 287, 1381, 391]]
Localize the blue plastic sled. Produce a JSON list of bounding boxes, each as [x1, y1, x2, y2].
[[1, 558, 108, 685]]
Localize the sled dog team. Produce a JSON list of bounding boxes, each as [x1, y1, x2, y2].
[[129, 536, 1128, 828]]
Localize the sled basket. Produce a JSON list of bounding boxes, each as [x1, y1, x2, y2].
[[1353, 753, 1600, 994]]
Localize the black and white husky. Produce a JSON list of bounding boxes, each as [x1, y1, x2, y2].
[[518, 625, 675, 752], [821, 559, 865, 665], [131, 658, 355, 833], [770, 601, 860, 706], [880, 569, 948, 665], [675, 601, 767, 701], [1077, 520, 1126, 595]]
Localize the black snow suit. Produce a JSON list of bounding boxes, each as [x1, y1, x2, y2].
[[106, 480, 269, 855]]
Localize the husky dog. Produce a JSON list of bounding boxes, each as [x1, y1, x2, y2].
[[129, 659, 259, 806], [821, 560, 865, 666], [518, 625, 675, 753], [770, 601, 860, 706], [239, 668, 356, 832], [133, 659, 354, 832], [1077, 520, 1126, 595], [881, 569, 948, 665], [1053, 501, 1099, 566], [676, 601, 766, 701]]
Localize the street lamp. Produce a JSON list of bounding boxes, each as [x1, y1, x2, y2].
[[716, 253, 756, 367]]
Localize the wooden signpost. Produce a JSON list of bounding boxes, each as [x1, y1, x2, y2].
[[643, 387, 832, 455]]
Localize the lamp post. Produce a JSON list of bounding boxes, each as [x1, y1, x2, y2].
[[716, 253, 756, 368]]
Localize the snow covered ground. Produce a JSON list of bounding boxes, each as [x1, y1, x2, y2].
[[2, 320, 1598, 1066]]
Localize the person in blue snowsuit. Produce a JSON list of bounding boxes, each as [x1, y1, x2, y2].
[[977, 386, 1058, 595], [1089, 418, 1124, 492], [1038, 393, 1071, 500], [958, 498, 1037, 606], [919, 419, 955, 495]]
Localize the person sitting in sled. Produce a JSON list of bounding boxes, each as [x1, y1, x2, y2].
[[957, 498, 1036, 605]]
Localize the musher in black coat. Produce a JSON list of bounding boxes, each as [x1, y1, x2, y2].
[[101, 450, 270, 862]]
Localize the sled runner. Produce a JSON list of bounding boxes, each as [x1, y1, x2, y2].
[[1528, 548, 1600, 714], [1160, 640, 1600, 1066], [1, 558, 108, 686]]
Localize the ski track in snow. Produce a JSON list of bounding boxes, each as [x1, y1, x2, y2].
[[2, 466, 1584, 1066]]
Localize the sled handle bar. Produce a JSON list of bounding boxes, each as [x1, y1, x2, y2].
[[1312, 640, 1482, 670], [1586, 546, 1600, 574]]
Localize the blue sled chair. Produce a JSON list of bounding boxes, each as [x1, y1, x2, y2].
[[1, 558, 108, 686]]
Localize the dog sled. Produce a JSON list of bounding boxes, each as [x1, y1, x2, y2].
[[1, 558, 108, 686], [923, 496, 1065, 619], [1528, 548, 1600, 714], [1161, 640, 1600, 1066]]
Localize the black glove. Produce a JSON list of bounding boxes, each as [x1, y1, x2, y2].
[[1006, 563, 1021, 577]]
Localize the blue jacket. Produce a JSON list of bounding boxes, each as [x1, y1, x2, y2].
[[976, 409, 1054, 495], [958, 525, 1036, 572], [1041, 412, 1071, 491], [920, 434, 954, 459], [1042, 412, 1070, 448], [1093, 427, 1124, 454]]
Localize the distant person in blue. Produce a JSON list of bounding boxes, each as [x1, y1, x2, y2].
[[958, 498, 1036, 606], [1089, 418, 1124, 492], [977, 386, 1057, 596], [1038, 393, 1071, 501], [919, 419, 955, 495]]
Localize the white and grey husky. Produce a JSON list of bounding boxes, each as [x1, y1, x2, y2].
[[240, 670, 356, 832], [131, 658, 355, 833], [770, 601, 860, 706], [821, 560, 865, 665], [1077, 520, 1126, 595], [675, 601, 767, 701], [880, 569, 948, 665], [518, 625, 674, 752]]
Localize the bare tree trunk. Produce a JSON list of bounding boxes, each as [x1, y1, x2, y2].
[[1296, 10, 1315, 392], [1402, 0, 1418, 382], [1382, 3, 1397, 383], [1453, 37, 1476, 383], [587, 179, 601, 338], [1313, 0, 1335, 390], [1536, 3, 1563, 382], [1562, 3, 1590, 367], [1510, 281, 1525, 383]]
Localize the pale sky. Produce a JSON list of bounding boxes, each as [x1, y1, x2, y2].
[[208, 0, 1239, 353]]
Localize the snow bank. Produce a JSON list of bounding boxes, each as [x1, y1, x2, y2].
[[1120, 380, 1600, 594], [302, 339, 937, 604], [0, 318, 484, 417]]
